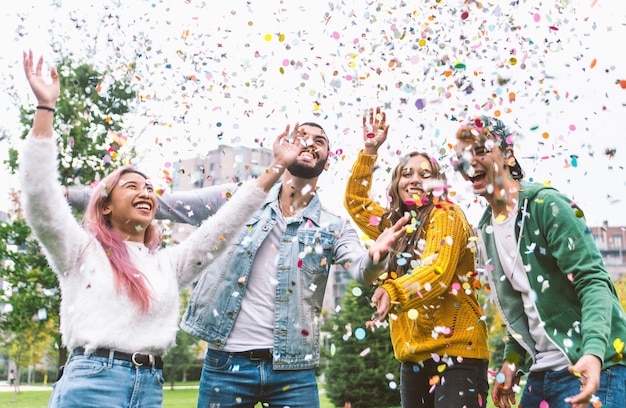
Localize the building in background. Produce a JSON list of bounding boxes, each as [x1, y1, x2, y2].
[[590, 221, 626, 281], [168, 144, 274, 241], [171, 144, 274, 191]]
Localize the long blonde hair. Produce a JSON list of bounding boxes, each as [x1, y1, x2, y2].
[[381, 152, 447, 278]]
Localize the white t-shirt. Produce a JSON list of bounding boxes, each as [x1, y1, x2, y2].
[[224, 210, 288, 350], [492, 210, 570, 371]]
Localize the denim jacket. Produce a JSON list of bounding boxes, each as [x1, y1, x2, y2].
[[161, 182, 384, 370]]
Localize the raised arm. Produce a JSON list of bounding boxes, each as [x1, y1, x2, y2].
[[20, 50, 89, 274], [344, 107, 391, 239], [23, 50, 60, 139], [170, 129, 301, 286], [67, 125, 302, 225]]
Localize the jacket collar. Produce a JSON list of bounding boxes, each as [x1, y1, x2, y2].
[[267, 183, 323, 225]]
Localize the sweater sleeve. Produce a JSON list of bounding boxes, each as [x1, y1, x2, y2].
[[344, 150, 389, 239], [20, 135, 90, 276], [66, 182, 238, 226], [154, 183, 238, 225], [381, 203, 469, 311], [167, 180, 268, 287]]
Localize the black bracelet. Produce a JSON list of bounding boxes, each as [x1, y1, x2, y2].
[[36, 105, 56, 113]]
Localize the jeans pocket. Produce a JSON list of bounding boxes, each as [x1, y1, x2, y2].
[[65, 359, 107, 379], [155, 370, 166, 385], [205, 349, 232, 371]]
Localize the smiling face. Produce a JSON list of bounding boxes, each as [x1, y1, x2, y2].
[[103, 171, 157, 241], [287, 124, 330, 179], [397, 154, 434, 207], [454, 129, 509, 200], [387, 152, 446, 213]]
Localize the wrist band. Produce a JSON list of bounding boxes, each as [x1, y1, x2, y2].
[[36, 105, 56, 113]]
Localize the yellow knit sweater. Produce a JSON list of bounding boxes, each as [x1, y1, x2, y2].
[[345, 151, 490, 363]]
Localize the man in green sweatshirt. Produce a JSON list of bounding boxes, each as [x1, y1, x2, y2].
[[453, 116, 626, 408]]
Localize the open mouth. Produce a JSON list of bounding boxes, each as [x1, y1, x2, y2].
[[468, 171, 486, 184], [134, 202, 153, 211], [406, 187, 424, 196], [298, 149, 317, 161]]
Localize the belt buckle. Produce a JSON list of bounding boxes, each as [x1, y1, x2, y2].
[[131, 352, 144, 367], [132, 352, 154, 367], [249, 349, 271, 361]]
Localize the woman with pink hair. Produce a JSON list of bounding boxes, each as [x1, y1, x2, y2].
[[19, 50, 300, 407]]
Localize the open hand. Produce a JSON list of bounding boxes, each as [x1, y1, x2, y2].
[[23, 50, 60, 107], [368, 214, 409, 263], [362, 107, 389, 155], [272, 124, 303, 169]]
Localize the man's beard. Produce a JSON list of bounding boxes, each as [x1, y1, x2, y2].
[[287, 157, 327, 179]]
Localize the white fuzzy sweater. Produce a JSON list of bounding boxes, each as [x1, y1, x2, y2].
[[20, 136, 267, 355]]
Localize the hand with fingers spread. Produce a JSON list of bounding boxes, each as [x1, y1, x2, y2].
[[23, 50, 60, 138], [23, 50, 60, 109], [273, 124, 304, 168], [362, 106, 389, 155], [368, 214, 409, 264], [255, 124, 303, 192]]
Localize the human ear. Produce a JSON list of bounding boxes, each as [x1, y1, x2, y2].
[[323, 159, 330, 171]]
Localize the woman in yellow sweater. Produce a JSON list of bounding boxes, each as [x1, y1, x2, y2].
[[344, 107, 489, 408]]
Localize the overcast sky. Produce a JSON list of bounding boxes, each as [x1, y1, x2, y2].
[[1, 0, 625, 228]]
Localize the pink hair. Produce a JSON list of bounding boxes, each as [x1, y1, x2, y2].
[[83, 166, 161, 314]]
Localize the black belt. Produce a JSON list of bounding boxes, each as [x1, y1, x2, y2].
[[73, 347, 163, 369], [231, 349, 273, 361]]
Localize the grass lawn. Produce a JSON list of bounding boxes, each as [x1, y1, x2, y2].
[[0, 385, 338, 408], [0, 383, 499, 407]]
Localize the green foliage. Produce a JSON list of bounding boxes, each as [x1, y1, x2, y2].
[[475, 287, 506, 371], [0, 218, 60, 376], [0, 219, 58, 334], [163, 290, 198, 389], [486, 308, 506, 371], [616, 275, 626, 312], [322, 280, 401, 408], [8, 57, 137, 185], [163, 329, 197, 389], [1, 55, 139, 373]]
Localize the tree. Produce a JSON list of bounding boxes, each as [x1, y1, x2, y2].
[[322, 280, 401, 408], [616, 275, 626, 312], [163, 290, 199, 389], [0, 56, 138, 373], [7, 57, 137, 184], [486, 305, 506, 371], [0, 212, 59, 383]]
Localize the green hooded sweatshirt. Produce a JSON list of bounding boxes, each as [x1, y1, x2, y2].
[[478, 180, 626, 372]]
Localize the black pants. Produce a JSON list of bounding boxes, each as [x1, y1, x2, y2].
[[400, 357, 489, 408]]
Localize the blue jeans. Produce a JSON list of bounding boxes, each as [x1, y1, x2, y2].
[[197, 348, 319, 408], [400, 358, 489, 408], [47, 352, 165, 408], [521, 365, 626, 408]]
